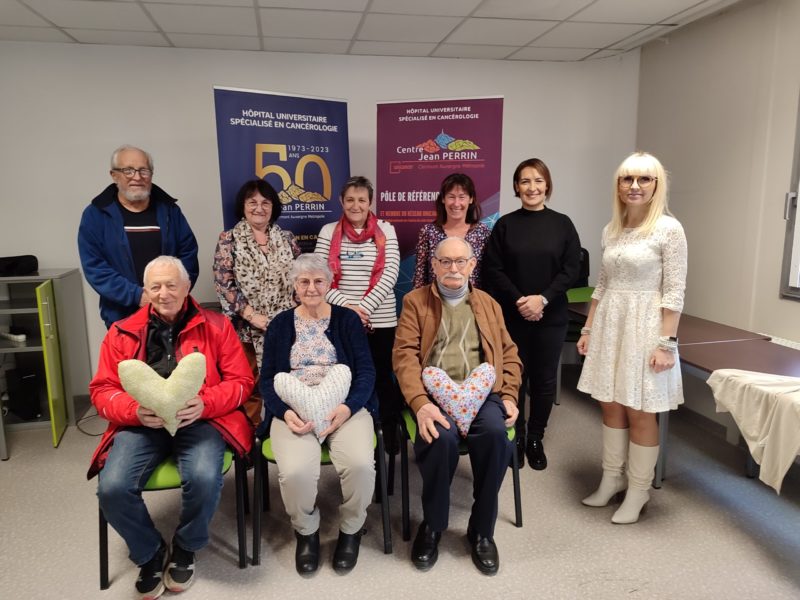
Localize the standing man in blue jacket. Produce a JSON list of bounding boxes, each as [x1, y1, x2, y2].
[[78, 145, 199, 328]]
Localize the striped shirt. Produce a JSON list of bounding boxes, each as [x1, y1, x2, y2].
[[314, 220, 400, 328]]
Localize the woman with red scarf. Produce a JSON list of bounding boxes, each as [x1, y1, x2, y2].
[[315, 176, 402, 447]]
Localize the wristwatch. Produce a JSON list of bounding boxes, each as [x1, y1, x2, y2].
[[541, 295, 549, 307]]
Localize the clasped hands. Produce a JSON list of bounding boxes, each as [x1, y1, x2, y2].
[[516, 295, 545, 322], [284, 404, 352, 438], [137, 395, 205, 429], [416, 399, 518, 443]]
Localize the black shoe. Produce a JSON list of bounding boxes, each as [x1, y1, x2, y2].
[[164, 541, 195, 593], [515, 433, 525, 468], [135, 539, 168, 600], [294, 530, 320, 575], [467, 527, 499, 575], [411, 521, 441, 571], [526, 437, 547, 470], [333, 529, 363, 573]]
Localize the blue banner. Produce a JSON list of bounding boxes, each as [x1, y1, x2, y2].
[[213, 87, 350, 252]]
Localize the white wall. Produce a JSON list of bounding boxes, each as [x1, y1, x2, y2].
[[637, 0, 800, 340], [0, 42, 640, 367]]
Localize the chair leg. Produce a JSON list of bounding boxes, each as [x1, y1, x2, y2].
[[375, 426, 393, 554], [511, 439, 523, 528], [251, 442, 263, 566], [386, 423, 396, 496], [99, 505, 109, 590], [234, 455, 247, 569], [400, 426, 410, 542], [242, 464, 250, 516]]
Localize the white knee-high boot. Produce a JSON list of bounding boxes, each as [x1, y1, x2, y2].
[[582, 425, 629, 507], [611, 442, 659, 524]]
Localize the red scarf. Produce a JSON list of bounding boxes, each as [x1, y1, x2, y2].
[[328, 212, 386, 296]]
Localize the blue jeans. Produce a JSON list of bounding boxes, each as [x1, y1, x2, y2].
[[97, 421, 226, 566]]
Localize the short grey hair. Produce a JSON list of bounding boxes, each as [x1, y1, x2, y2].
[[143, 256, 190, 285], [433, 236, 474, 259], [110, 145, 154, 171], [289, 253, 333, 284]]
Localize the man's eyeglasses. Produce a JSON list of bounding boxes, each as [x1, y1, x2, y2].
[[618, 175, 656, 188], [112, 167, 153, 179], [434, 257, 471, 269]]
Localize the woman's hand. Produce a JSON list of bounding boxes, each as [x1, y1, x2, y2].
[[248, 313, 269, 331], [284, 409, 314, 435], [516, 295, 544, 321], [319, 404, 352, 438], [348, 304, 370, 328], [577, 334, 590, 355], [649, 348, 676, 373]]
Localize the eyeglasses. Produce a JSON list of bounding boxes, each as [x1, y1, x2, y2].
[[619, 175, 656, 188], [245, 199, 273, 210], [295, 279, 328, 290], [434, 257, 471, 269], [112, 167, 153, 179]]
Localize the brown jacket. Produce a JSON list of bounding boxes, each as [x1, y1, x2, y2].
[[393, 284, 522, 414]]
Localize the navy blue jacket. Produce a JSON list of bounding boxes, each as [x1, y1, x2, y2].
[[78, 183, 199, 328], [258, 304, 377, 437]]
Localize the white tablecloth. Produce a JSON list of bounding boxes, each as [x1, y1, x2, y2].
[[707, 369, 800, 493]]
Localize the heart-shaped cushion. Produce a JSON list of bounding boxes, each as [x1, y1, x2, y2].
[[422, 362, 496, 438], [273, 364, 352, 443], [118, 353, 207, 436]]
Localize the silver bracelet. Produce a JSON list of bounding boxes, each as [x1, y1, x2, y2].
[[580, 327, 591, 336]]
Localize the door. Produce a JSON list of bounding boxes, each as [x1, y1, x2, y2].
[[36, 280, 67, 447]]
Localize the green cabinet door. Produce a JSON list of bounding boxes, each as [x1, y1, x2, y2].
[[36, 281, 67, 447]]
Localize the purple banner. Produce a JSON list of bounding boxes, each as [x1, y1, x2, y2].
[[375, 97, 503, 291]]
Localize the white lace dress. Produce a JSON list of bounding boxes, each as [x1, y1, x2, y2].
[[577, 215, 688, 412]]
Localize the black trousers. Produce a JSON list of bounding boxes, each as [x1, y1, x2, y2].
[[368, 326, 402, 431], [413, 394, 511, 538], [513, 322, 567, 439]]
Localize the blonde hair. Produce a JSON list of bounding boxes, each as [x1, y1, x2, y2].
[[608, 151, 672, 238]]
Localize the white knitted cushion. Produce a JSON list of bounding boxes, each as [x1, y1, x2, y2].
[[273, 364, 352, 443], [118, 352, 207, 436]]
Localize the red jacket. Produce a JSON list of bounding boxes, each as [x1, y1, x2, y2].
[[87, 297, 254, 479]]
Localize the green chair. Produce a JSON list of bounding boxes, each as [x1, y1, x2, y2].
[[398, 408, 522, 541], [98, 448, 248, 590], [251, 419, 393, 565]]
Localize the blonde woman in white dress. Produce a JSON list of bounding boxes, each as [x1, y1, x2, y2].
[[576, 152, 687, 524]]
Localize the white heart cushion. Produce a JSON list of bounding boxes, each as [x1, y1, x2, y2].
[[273, 364, 352, 443], [118, 353, 207, 436], [422, 362, 496, 438]]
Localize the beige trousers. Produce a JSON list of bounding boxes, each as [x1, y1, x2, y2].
[[270, 408, 375, 536]]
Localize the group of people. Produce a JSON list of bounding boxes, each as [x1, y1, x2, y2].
[[78, 144, 687, 597]]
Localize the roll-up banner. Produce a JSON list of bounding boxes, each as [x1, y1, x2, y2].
[[214, 87, 350, 252]]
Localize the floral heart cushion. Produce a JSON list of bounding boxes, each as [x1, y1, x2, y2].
[[118, 352, 207, 436], [274, 364, 352, 443], [422, 362, 496, 437]]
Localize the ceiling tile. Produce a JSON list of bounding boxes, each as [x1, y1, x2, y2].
[[350, 40, 436, 57], [586, 49, 627, 59], [146, 4, 257, 36], [260, 8, 360, 40], [0, 24, 72, 42], [24, 0, 155, 31], [608, 24, 674, 50], [573, 0, 701, 24], [474, 0, 594, 20], [160, 0, 254, 6], [261, 37, 351, 54], [369, 0, 482, 17], [432, 43, 517, 59], [259, 0, 367, 10], [0, 0, 49, 26], [66, 28, 169, 46], [447, 17, 554, 46], [509, 46, 596, 61], [532, 21, 646, 48], [358, 14, 461, 43], [168, 33, 259, 51]]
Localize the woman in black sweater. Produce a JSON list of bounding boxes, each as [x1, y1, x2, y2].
[[483, 158, 581, 470]]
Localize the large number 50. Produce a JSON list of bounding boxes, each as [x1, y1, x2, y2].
[[255, 143, 332, 200]]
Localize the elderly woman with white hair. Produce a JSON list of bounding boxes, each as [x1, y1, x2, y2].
[[577, 152, 688, 524], [259, 252, 378, 575]]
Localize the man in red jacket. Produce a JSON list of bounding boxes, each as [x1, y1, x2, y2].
[[88, 255, 253, 599]]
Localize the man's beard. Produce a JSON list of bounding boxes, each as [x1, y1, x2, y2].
[[123, 188, 151, 202]]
